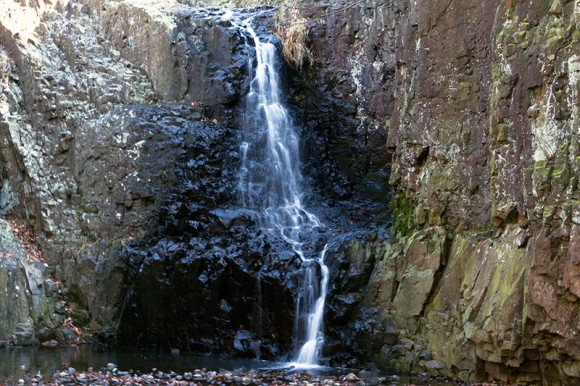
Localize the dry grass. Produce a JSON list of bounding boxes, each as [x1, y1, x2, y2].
[[178, 0, 312, 68], [275, 7, 312, 69]]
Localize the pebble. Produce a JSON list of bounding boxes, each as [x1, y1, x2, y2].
[[19, 363, 467, 386], [344, 372, 359, 382]]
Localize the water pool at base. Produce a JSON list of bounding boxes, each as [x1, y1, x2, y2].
[[0, 346, 469, 385], [0, 346, 276, 382]]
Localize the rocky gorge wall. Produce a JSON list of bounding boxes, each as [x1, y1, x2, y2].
[[0, 0, 285, 351], [0, 0, 338, 360], [291, 0, 579, 383]]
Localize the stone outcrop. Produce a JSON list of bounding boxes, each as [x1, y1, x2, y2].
[[295, 0, 579, 383], [0, 0, 305, 357], [295, 0, 400, 201], [0, 0, 255, 346], [1, 0, 158, 343], [0, 219, 50, 346]]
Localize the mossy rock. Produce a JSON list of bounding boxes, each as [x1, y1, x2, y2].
[[392, 192, 416, 237]]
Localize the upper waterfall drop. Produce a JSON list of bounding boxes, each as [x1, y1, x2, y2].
[[236, 13, 328, 366], [239, 20, 320, 241]]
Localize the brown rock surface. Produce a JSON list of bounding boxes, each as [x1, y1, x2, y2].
[[298, 0, 579, 383]]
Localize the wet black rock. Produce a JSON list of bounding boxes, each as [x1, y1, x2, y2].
[[115, 102, 302, 357], [119, 204, 302, 359]]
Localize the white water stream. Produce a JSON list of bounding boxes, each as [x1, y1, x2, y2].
[[234, 13, 329, 366], [293, 245, 329, 365]]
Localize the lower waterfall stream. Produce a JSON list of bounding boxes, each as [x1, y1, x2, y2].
[[233, 12, 329, 366]]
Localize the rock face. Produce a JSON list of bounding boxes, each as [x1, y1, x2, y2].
[[0, 0, 308, 358], [294, 0, 579, 383], [295, 1, 399, 201], [1, 0, 160, 341], [1, 0, 261, 346], [113, 105, 300, 358], [0, 219, 49, 346]]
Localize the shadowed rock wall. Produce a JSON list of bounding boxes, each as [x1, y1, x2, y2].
[[295, 0, 400, 201], [296, 0, 579, 383]]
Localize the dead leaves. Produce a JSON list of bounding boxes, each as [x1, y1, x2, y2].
[[6, 219, 46, 263]]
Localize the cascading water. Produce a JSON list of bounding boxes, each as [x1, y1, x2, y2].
[[234, 13, 328, 366], [293, 245, 329, 365]]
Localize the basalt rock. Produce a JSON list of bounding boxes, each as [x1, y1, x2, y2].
[[0, 219, 46, 346], [293, 0, 399, 202], [0, 0, 315, 359], [0, 218, 82, 347], [111, 104, 299, 358], [0, 0, 578, 383], [294, 0, 579, 383], [120, 205, 301, 358], [0, 0, 265, 346]]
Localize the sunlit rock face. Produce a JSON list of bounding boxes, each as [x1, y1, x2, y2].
[[0, 0, 264, 346], [1, 0, 161, 343]]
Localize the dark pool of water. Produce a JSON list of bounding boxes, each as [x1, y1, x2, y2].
[[0, 346, 276, 382], [0, 346, 467, 385]]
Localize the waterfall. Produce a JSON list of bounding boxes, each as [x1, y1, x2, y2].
[[294, 245, 329, 365], [235, 14, 328, 366]]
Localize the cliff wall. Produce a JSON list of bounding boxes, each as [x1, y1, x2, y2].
[[0, 0, 253, 346], [297, 0, 579, 383]]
